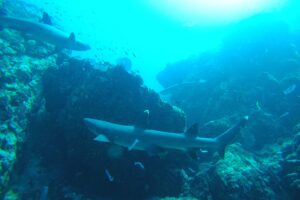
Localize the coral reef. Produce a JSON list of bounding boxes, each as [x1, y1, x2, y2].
[[0, 33, 185, 199], [0, 27, 56, 197], [28, 57, 185, 199], [178, 144, 285, 200], [280, 125, 300, 198], [1, 2, 300, 199], [158, 15, 300, 145], [0, 3, 186, 199], [157, 15, 300, 199]]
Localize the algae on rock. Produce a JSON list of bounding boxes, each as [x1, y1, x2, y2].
[[0, 28, 57, 197]]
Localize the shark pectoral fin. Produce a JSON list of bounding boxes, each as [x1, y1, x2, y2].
[[185, 123, 199, 137], [94, 134, 110, 143], [41, 12, 52, 25]]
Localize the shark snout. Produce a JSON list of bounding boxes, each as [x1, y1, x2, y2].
[[83, 118, 101, 136], [83, 118, 96, 129]]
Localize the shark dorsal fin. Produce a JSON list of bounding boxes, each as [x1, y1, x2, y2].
[[185, 123, 199, 137], [69, 32, 76, 43], [41, 12, 52, 25]]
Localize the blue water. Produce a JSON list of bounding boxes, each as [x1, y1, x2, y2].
[[2, 1, 300, 199], [21, 0, 300, 89]]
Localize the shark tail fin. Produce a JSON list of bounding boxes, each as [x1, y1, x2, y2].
[[215, 116, 248, 158]]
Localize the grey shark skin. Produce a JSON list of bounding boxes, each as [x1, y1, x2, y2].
[[84, 116, 248, 157], [0, 16, 90, 51]]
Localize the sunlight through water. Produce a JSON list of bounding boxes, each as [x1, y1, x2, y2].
[[23, 0, 288, 89], [149, 0, 287, 26]]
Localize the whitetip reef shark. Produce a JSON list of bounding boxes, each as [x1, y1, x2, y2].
[[0, 12, 90, 51], [84, 116, 248, 158]]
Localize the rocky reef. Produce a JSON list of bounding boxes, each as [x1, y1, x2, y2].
[[158, 15, 300, 199], [1, 2, 300, 199], [0, 27, 56, 198], [0, 12, 186, 200], [30, 56, 186, 199], [280, 125, 300, 198]]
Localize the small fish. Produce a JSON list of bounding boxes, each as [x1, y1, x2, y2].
[[256, 101, 262, 111], [104, 169, 114, 182], [283, 84, 297, 95], [143, 109, 150, 115], [128, 139, 139, 151], [187, 167, 196, 174], [279, 112, 289, 118], [134, 161, 145, 170], [200, 149, 209, 154], [286, 172, 298, 178], [286, 159, 300, 164]]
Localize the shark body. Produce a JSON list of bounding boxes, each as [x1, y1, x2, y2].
[[84, 116, 248, 157], [0, 16, 90, 51]]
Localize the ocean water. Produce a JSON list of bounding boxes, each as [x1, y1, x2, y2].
[[19, 0, 296, 90], [1, 0, 300, 199]]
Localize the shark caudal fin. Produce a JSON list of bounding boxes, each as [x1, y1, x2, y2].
[[215, 116, 248, 158]]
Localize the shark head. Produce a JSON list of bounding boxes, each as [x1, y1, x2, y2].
[[83, 118, 102, 136], [83, 118, 123, 141]]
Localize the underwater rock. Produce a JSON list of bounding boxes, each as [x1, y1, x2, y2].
[[0, 19, 57, 197], [279, 126, 300, 198], [213, 145, 279, 200], [25, 39, 55, 58], [18, 56, 187, 199], [1, 5, 299, 200], [0, 30, 25, 55], [42, 57, 185, 132], [180, 144, 284, 200]]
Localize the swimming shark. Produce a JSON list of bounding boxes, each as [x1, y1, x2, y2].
[[0, 13, 90, 51], [84, 116, 248, 158]]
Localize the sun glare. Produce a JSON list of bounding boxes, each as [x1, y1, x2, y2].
[[149, 0, 286, 26]]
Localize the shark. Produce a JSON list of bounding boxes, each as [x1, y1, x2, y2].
[[0, 13, 90, 51], [84, 116, 248, 158]]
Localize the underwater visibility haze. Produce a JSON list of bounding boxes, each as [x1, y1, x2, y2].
[[20, 0, 293, 89], [1, 0, 300, 199]]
